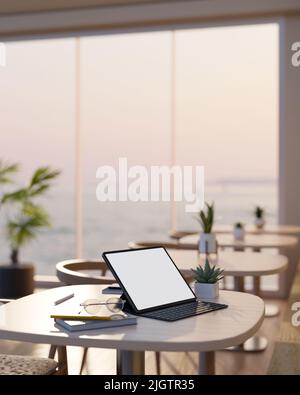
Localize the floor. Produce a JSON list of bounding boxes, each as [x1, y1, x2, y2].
[[0, 299, 285, 375]]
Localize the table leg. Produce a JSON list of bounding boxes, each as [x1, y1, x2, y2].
[[242, 336, 268, 352], [228, 275, 268, 352], [264, 304, 280, 317], [57, 346, 68, 375], [199, 351, 215, 375], [234, 277, 244, 292], [253, 276, 260, 296], [252, 248, 280, 318], [253, 270, 280, 317], [117, 350, 145, 375]]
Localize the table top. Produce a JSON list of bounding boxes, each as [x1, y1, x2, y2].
[[168, 249, 288, 277], [213, 224, 300, 235], [0, 285, 264, 352], [179, 233, 298, 249]]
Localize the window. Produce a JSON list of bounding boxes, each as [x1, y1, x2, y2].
[[80, 32, 171, 256], [0, 39, 76, 274], [175, 24, 278, 230], [0, 24, 279, 275]]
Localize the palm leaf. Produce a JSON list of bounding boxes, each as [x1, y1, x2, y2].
[[30, 167, 60, 188], [1, 188, 28, 204], [0, 160, 19, 185]]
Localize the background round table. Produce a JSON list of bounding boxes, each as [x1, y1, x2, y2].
[[213, 224, 300, 235], [169, 248, 286, 313], [167, 249, 288, 279], [179, 233, 298, 250], [174, 224, 300, 236], [0, 284, 264, 375]]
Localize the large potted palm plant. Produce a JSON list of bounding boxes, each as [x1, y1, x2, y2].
[[0, 166, 60, 298]]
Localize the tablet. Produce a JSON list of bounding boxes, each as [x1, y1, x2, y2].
[[102, 246, 196, 313]]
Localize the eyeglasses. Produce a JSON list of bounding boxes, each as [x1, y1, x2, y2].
[[79, 297, 125, 315]]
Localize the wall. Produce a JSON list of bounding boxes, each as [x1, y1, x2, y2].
[[279, 15, 300, 226], [0, 1, 300, 40]]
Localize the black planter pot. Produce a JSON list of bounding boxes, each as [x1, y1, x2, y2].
[[0, 264, 35, 298]]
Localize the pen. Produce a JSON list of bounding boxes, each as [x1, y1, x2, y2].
[[54, 293, 75, 306], [51, 315, 112, 321]]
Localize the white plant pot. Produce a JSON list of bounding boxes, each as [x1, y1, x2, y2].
[[255, 218, 265, 229], [198, 233, 217, 254], [194, 282, 219, 300], [233, 227, 245, 241]]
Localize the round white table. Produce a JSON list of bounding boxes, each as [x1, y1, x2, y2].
[[213, 224, 300, 235], [167, 249, 288, 279], [0, 285, 264, 375], [174, 224, 300, 236], [179, 233, 298, 250], [167, 249, 287, 352], [178, 233, 297, 317], [179, 233, 295, 314]]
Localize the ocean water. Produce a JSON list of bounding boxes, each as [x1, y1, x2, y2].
[[0, 180, 277, 275]]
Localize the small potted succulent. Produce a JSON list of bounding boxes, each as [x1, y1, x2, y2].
[[233, 222, 245, 241], [191, 258, 224, 300], [195, 202, 217, 254], [254, 206, 265, 229]]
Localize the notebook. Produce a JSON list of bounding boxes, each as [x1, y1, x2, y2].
[[55, 314, 137, 332], [51, 296, 123, 321], [102, 284, 122, 295]]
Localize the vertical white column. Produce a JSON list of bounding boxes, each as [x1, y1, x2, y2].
[[75, 37, 82, 258], [170, 30, 177, 231], [0, 42, 6, 67], [279, 16, 300, 225]]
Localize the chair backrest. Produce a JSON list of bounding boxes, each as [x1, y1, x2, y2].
[[128, 240, 195, 250], [56, 259, 116, 286], [168, 229, 196, 241]]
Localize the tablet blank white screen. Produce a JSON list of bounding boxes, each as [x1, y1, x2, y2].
[[105, 248, 195, 310]]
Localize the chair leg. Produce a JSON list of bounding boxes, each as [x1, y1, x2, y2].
[[155, 352, 161, 375], [79, 348, 88, 375], [57, 346, 68, 375], [48, 345, 57, 359]]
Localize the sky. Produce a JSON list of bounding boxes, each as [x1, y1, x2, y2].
[[0, 23, 278, 185]]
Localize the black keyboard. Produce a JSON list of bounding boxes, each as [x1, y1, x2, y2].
[[141, 300, 228, 322]]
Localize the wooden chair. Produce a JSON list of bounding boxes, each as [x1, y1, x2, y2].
[[0, 299, 67, 375], [56, 259, 116, 286], [56, 259, 116, 374]]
